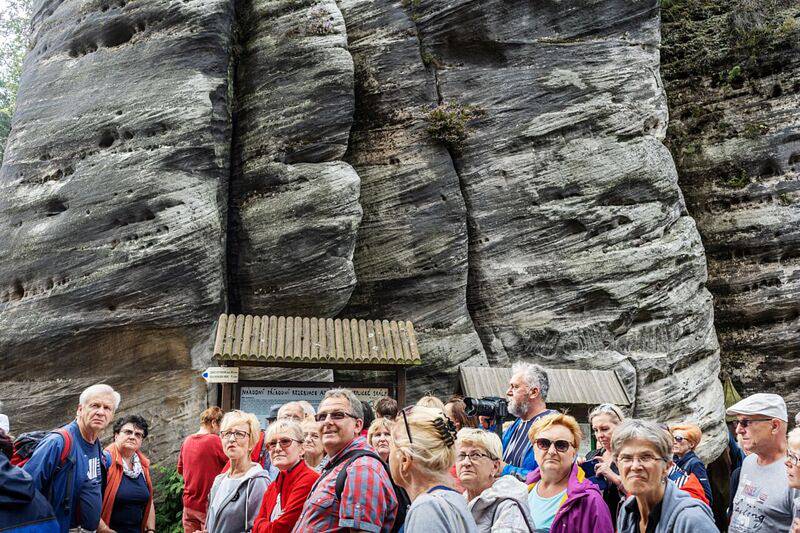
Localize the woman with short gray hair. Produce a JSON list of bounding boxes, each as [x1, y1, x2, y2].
[[613, 419, 716, 532]]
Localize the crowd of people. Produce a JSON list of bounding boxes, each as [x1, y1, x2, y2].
[[0, 362, 799, 533]]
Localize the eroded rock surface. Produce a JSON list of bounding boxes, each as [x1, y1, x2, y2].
[[229, 0, 362, 317], [337, 0, 488, 393], [410, 0, 726, 458], [0, 0, 232, 447], [661, 0, 800, 416]]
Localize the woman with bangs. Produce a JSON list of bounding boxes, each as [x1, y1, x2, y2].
[[525, 412, 613, 532], [582, 403, 626, 519]]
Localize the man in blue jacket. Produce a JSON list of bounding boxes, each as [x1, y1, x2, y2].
[[0, 452, 59, 532], [23, 383, 120, 532], [501, 362, 555, 479]]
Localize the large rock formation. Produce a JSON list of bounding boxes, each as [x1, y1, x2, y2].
[[661, 0, 800, 416], [0, 0, 730, 460], [0, 0, 233, 457]]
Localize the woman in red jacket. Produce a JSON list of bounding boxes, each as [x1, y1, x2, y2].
[[252, 420, 319, 533]]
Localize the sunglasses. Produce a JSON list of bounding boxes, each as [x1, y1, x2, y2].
[[673, 436, 686, 442], [735, 418, 772, 428], [535, 438, 572, 453], [787, 451, 799, 467], [267, 437, 301, 450], [315, 410, 358, 423], [401, 407, 413, 444]]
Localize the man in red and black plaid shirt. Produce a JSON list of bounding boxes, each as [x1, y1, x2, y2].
[[292, 388, 398, 532]]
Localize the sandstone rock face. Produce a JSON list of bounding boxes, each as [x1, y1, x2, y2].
[[337, 0, 488, 392], [229, 0, 362, 317], [0, 0, 731, 461], [411, 0, 726, 459], [0, 0, 232, 449], [661, 0, 800, 416]]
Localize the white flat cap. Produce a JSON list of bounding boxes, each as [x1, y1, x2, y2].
[[726, 393, 787, 422]]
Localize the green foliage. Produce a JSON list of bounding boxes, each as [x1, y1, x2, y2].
[[424, 101, 484, 153], [0, 0, 31, 164], [720, 65, 742, 85], [152, 464, 184, 533], [742, 122, 769, 139], [718, 168, 750, 189]]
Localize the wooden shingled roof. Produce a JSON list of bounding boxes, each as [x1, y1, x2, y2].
[[458, 366, 631, 406], [213, 314, 421, 366]]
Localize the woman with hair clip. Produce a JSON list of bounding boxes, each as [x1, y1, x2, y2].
[[582, 403, 626, 520], [389, 406, 479, 532]]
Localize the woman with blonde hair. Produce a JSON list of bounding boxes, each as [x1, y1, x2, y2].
[[203, 411, 271, 533], [455, 428, 534, 531], [300, 420, 325, 472], [390, 406, 478, 532], [367, 417, 394, 463], [669, 422, 712, 503], [785, 427, 800, 533], [525, 413, 613, 532], [417, 394, 446, 410]]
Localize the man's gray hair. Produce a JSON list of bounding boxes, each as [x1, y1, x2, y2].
[[611, 419, 672, 461], [79, 384, 121, 410], [511, 361, 549, 401], [324, 388, 364, 420]]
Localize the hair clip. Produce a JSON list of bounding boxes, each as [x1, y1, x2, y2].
[[432, 415, 457, 447]]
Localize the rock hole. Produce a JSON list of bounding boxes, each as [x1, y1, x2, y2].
[[99, 131, 116, 148], [44, 278, 54, 290], [759, 160, 781, 178], [122, 131, 133, 140], [101, 3, 109, 11], [101, 22, 135, 48], [563, 219, 587, 235], [389, 157, 400, 164], [771, 83, 783, 98], [10, 280, 25, 301], [788, 152, 800, 166], [44, 199, 68, 216]]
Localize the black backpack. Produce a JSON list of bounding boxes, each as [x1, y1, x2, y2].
[[325, 448, 410, 533]]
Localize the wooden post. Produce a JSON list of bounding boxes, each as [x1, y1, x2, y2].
[[396, 367, 407, 406], [221, 383, 233, 411]]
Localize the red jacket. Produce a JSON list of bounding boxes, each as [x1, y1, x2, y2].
[[101, 445, 153, 532], [177, 433, 228, 512], [252, 461, 319, 533]]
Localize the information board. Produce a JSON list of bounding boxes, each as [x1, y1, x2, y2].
[[240, 385, 390, 428]]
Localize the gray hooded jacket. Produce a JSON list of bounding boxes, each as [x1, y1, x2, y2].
[[617, 479, 717, 533], [467, 475, 535, 533], [205, 464, 271, 533]]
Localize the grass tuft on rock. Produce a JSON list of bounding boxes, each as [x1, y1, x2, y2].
[[424, 101, 484, 153]]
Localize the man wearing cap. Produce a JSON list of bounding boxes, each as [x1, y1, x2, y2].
[[728, 393, 797, 532]]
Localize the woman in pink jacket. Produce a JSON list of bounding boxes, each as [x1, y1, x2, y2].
[[524, 413, 613, 532]]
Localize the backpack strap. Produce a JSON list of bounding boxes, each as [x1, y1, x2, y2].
[[46, 428, 76, 516], [54, 428, 72, 466], [489, 497, 535, 533], [333, 449, 384, 501]]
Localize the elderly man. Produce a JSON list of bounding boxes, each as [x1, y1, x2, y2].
[[293, 388, 398, 532], [23, 383, 119, 533], [728, 393, 796, 533], [500, 361, 555, 478], [277, 401, 307, 422]]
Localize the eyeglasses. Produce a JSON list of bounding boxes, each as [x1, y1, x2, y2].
[[617, 453, 667, 466], [220, 430, 250, 441], [279, 414, 303, 422], [735, 418, 772, 428], [456, 451, 496, 463], [786, 451, 800, 467], [267, 437, 301, 450], [535, 438, 572, 453], [673, 436, 685, 443], [120, 428, 145, 439], [401, 407, 413, 444], [315, 410, 358, 423], [304, 432, 320, 441]]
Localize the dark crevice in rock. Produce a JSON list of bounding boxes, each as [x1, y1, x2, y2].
[[225, 13, 243, 315]]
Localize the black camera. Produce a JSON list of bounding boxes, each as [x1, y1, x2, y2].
[[463, 396, 508, 420]]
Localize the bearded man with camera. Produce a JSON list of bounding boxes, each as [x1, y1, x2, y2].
[[499, 362, 555, 479]]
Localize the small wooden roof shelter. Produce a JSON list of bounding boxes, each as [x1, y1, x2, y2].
[[213, 313, 421, 408], [457, 365, 631, 411]]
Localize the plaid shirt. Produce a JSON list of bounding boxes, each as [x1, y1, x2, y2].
[[292, 436, 398, 533]]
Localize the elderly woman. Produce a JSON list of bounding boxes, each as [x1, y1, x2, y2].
[[203, 411, 271, 533], [300, 420, 325, 472], [368, 417, 394, 463], [390, 406, 479, 532], [417, 395, 446, 410], [787, 428, 800, 533], [582, 403, 626, 519], [614, 419, 717, 532], [455, 428, 534, 531], [669, 423, 712, 504], [252, 420, 318, 533], [98, 415, 155, 533], [525, 413, 612, 532]]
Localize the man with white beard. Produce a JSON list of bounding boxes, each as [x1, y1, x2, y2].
[[500, 362, 555, 479]]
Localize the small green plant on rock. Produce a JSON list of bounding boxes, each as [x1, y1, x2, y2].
[[718, 168, 751, 189], [153, 464, 184, 533], [424, 101, 485, 153], [742, 122, 769, 139]]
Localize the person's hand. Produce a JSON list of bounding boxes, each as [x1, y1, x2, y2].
[[577, 456, 586, 465], [790, 518, 800, 533], [594, 460, 621, 486]]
